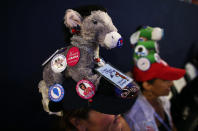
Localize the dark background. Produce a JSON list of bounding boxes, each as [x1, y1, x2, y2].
[[4, 0, 198, 130]]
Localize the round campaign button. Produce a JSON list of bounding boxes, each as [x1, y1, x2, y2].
[[51, 54, 67, 73], [66, 47, 80, 66], [117, 38, 123, 48], [76, 80, 96, 99], [137, 57, 151, 71], [48, 84, 64, 102]]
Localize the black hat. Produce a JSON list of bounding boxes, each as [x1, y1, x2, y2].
[[49, 4, 137, 115], [49, 77, 137, 115]]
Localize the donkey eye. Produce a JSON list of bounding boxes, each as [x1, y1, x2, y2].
[[92, 20, 98, 24]]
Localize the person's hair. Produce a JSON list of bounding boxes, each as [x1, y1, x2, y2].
[[58, 108, 91, 131], [137, 79, 156, 92], [79, 83, 86, 90]]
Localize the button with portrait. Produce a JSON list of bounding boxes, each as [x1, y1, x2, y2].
[[76, 80, 96, 99]]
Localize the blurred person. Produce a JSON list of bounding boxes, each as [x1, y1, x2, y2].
[[60, 104, 130, 131], [41, 77, 135, 131], [171, 51, 198, 131], [124, 26, 186, 131]]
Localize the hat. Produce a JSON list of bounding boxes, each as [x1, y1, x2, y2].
[[46, 5, 137, 115], [130, 26, 186, 82], [133, 61, 186, 82], [48, 77, 137, 115]]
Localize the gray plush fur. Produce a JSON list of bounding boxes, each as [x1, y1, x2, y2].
[[81, 11, 117, 47], [42, 9, 119, 88]]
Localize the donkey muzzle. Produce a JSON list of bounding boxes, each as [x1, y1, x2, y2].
[[104, 31, 123, 49]]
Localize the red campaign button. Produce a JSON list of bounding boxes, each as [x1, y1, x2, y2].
[[66, 47, 80, 66], [76, 80, 96, 99]]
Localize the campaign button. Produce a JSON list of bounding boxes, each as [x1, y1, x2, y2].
[[137, 57, 151, 71], [51, 54, 67, 73], [117, 38, 123, 48], [66, 47, 80, 66], [76, 80, 96, 99], [48, 84, 64, 102]]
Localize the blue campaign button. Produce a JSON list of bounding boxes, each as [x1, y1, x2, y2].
[[48, 84, 64, 102], [117, 38, 123, 48]]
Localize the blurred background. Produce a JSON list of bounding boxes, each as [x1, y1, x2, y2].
[[4, 0, 198, 130]]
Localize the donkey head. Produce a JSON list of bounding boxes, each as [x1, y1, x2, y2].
[[64, 9, 123, 49]]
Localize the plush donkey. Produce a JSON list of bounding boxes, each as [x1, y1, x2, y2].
[[42, 7, 123, 87], [38, 6, 123, 115]]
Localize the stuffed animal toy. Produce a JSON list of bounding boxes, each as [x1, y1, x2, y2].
[[38, 5, 124, 115], [42, 6, 123, 88], [130, 26, 164, 71], [130, 26, 163, 45]]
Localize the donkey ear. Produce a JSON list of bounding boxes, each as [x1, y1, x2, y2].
[[64, 9, 82, 28]]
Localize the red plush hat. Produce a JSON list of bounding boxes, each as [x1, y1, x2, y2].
[[133, 60, 186, 82]]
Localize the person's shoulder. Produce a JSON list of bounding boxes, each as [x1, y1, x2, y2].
[[124, 95, 143, 118], [125, 93, 156, 120]]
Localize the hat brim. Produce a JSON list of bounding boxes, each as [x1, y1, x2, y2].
[[58, 77, 136, 115], [158, 65, 186, 81], [133, 62, 186, 82], [91, 77, 137, 115]]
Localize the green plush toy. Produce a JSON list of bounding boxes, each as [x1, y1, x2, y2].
[[130, 26, 164, 44], [130, 26, 163, 71]]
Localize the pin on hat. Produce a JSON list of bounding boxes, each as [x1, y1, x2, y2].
[[66, 47, 80, 67], [114, 82, 139, 99], [76, 80, 96, 99], [51, 54, 67, 73], [117, 38, 123, 48], [48, 84, 64, 102], [137, 57, 151, 71]]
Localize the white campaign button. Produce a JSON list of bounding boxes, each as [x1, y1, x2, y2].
[[51, 54, 67, 73], [137, 57, 151, 71]]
